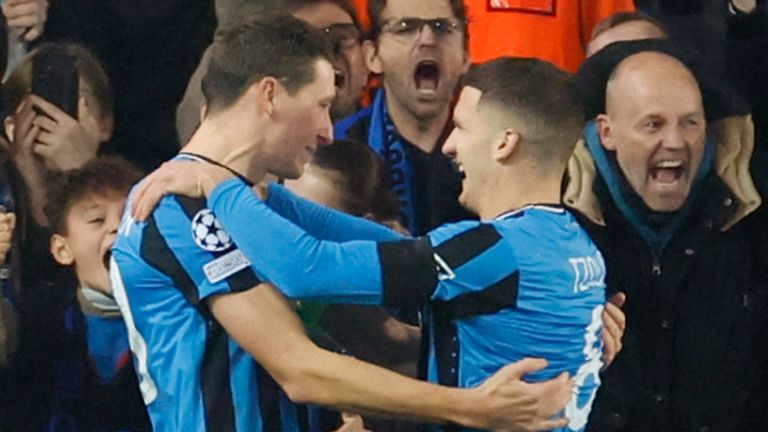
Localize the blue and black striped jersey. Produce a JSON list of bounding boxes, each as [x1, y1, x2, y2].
[[110, 183, 309, 432], [204, 179, 607, 432]]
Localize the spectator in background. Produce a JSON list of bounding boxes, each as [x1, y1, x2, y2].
[[44, 156, 150, 431], [177, 0, 369, 144], [565, 42, 768, 431], [335, 0, 473, 236], [350, 0, 635, 72], [586, 11, 668, 56], [727, 0, 768, 192], [3, 42, 114, 225], [287, 0, 370, 120], [39, 0, 215, 171], [467, 0, 636, 71], [1, 42, 120, 431]]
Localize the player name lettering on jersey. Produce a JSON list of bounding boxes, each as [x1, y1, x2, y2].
[[569, 253, 606, 294]]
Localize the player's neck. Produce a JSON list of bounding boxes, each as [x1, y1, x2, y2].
[[183, 113, 267, 183], [478, 175, 562, 220]]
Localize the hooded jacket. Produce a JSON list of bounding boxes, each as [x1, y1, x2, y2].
[[563, 114, 768, 431]]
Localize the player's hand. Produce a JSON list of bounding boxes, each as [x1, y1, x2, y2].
[[29, 94, 102, 171], [0, 212, 16, 265], [2, 0, 48, 41], [469, 358, 572, 431], [335, 413, 372, 432], [601, 292, 626, 367], [132, 161, 235, 221]]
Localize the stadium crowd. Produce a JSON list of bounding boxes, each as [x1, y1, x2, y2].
[[0, 0, 767, 431]]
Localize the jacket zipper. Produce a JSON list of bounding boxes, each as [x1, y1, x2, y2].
[[652, 255, 662, 276]]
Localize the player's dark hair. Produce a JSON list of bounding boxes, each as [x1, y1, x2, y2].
[[201, 13, 332, 114], [45, 156, 143, 235], [462, 57, 585, 165]]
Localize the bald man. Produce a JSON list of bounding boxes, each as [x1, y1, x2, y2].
[[564, 49, 768, 431]]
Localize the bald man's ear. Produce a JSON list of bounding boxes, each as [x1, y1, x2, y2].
[[493, 128, 520, 162], [596, 114, 616, 151]]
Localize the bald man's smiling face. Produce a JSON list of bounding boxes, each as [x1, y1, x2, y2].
[[596, 52, 707, 212]]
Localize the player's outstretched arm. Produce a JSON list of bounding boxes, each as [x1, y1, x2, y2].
[[210, 282, 573, 432], [264, 182, 404, 242], [131, 160, 403, 243]]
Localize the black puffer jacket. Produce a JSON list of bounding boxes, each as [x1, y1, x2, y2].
[[564, 115, 768, 431]]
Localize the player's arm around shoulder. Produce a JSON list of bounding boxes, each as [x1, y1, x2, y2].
[[209, 283, 573, 431]]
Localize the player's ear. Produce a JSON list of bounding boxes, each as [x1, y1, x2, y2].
[[50, 234, 75, 266], [493, 127, 520, 162]]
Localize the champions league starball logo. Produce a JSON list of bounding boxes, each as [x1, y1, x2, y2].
[[191, 209, 233, 252]]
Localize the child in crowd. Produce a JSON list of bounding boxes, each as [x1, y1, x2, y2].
[[45, 156, 149, 431]]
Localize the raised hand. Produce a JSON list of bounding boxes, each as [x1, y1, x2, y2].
[[2, 0, 48, 41], [0, 211, 16, 264], [29, 94, 101, 171]]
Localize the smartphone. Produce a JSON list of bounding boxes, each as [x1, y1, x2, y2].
[[32, 52, 79, 119]]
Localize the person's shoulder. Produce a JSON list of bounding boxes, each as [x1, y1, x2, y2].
[[427, 220, 507, 267]]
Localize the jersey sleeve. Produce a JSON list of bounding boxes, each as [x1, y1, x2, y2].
[[427, 221, 521, 317], [140, 194, 261, 304], [208, 178, 439, 306], [264, 183, 404, 242]]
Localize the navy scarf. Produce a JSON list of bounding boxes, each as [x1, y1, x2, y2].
[[336, 89, 419, 234]]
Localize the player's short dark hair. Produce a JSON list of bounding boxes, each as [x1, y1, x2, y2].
[[462, 57, 585, 165], [367, 0, 468, 47], [590, 11, 667, 41], [311, 139, 400, 221], [2, 42, 113, 120], [201, 13, 332, 114], [45, 156, 143, 235]]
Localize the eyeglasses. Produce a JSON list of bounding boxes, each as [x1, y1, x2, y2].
[[379, 17, 465, 41], [319, 23, 361, 55]]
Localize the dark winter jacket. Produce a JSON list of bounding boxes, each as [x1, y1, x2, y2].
[[564, 115, 768, 431]]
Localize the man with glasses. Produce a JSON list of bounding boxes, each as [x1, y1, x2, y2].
[[336, 0, 471, 237]]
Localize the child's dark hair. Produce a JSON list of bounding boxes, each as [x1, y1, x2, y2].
[[311, 139, 401, 221], [45, 156, 143, 234]]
